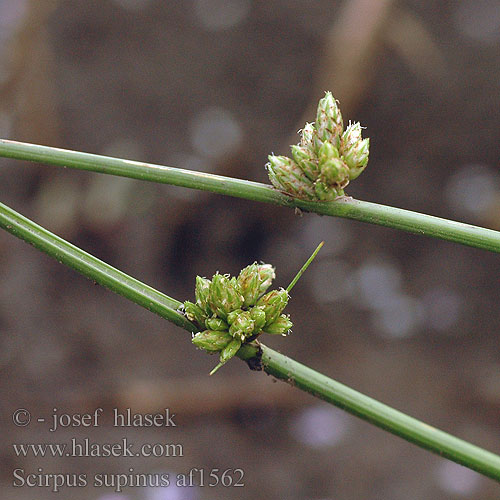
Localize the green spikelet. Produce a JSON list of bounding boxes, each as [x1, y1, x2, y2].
[[208, 273, 244, 321], [256, 288, 289, 326], [262, 314, 293, 335], [266, 155, 317, 200], [192, 330, 233, 352]]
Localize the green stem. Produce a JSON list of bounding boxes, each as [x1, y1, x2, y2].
[[0, 201, 195, 333], [1, 199, 500, 481], [1, 139, 499, 253], [287, 241, 324, 292], [257, 345, 500, 482]]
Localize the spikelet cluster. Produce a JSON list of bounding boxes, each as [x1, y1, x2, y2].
[[266, 92, 369, 201], [183, 263, 292, 374]]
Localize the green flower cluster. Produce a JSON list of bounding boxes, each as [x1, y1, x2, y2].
[[183, 263, 292, 375], [266, 92, 369, 201]]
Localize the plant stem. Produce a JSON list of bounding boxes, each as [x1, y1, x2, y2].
[[250, 344, 500, 482], [0, 201, 195, 333], [287, 241, 324, 292], [1, 200, 500, 481], [1, 139, 499, 253]]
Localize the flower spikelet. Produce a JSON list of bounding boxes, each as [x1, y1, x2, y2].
[[266, 92, 370, 201]]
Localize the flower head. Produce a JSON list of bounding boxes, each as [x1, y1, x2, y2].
[[184, 243, 323, 375], [266, 92, 369, 201]]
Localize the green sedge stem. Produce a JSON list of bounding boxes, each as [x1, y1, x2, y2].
[[1, 139, 500, 254], [1, 202, 500, 481], [286, 241, 324, 292], [256, 345, 500, 482], [0, 201, 195, 333]]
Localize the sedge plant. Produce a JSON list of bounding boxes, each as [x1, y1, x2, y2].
[[1, 94, 500, 481]]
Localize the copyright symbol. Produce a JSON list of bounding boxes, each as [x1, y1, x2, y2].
[[13, 409, 31, 427]]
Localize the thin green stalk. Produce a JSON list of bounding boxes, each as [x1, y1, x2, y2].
[[0, 201, 195, 333], [241, 344, 500, 482], [287, 241, 324, 292], [1, 200, 500, 481], [1, 139, 499, 254]]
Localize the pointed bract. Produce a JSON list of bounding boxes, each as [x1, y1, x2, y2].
[[209, 338, 242, 375]]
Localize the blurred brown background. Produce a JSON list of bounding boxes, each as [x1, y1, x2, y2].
[[1, 0, 500, 499]]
